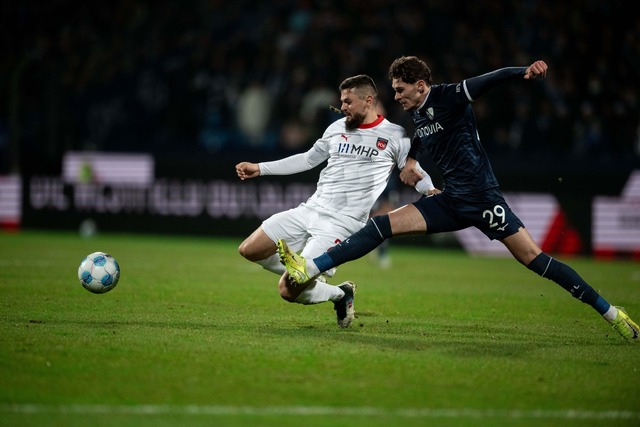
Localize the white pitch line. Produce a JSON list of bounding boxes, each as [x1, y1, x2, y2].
[[1, 404, 639, 420]]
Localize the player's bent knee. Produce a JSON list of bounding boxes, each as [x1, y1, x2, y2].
[[237, 241, 249, 258], [237, 241, 260, 262]]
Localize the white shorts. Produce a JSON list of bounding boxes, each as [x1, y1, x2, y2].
[[261, 202, 366, 278]]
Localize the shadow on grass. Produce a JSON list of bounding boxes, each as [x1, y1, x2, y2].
[[10, 310, 616, 359], [258, 316, 616, 358]]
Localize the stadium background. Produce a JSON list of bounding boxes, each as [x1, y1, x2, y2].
[[1, 0, 639, 256]]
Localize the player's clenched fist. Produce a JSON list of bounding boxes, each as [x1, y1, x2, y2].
[[524, 60, 548, 79], [235, 162, 260, 180]]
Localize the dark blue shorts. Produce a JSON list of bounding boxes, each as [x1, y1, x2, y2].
[[412, 188, 524, 241]]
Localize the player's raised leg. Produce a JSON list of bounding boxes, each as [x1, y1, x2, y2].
[[277, 210, 415, 286]]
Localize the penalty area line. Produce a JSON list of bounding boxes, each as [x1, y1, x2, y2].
[[1, 404, 639, 420]]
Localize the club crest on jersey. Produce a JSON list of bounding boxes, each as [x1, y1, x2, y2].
[[376, 138, 388, 150], [426, 107, 434, 120]]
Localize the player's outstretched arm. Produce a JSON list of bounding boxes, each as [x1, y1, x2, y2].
[[235, 162, 260, 180], [465, 61, 548, 100]]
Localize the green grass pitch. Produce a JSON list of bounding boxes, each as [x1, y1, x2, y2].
[[0, 230, 638, 427]]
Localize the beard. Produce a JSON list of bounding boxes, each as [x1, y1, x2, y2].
[[345, 112, 365, 131]]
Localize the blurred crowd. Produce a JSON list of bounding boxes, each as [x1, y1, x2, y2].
[[1, 0, 638, 173]]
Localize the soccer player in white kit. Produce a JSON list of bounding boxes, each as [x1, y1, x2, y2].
[[236, 74, 438, 328]]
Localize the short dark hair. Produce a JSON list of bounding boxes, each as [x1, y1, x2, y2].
[[388, 56, 433, 85], [339, 74, 378, 99]]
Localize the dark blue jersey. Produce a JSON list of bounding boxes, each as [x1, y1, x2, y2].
[[409, 67, 527, 196]]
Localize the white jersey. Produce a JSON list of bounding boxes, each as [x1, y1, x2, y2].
[[260, 115, 412, 223]]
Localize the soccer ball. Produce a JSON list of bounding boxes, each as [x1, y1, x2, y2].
[[78, 252, 120, 294]]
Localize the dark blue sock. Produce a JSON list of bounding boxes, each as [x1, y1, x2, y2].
[[527, 252, 610, 315], [314, 215, 392, 272]]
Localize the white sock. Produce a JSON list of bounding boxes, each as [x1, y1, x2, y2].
[[306, 259, 321, 278], [294, 279, 345, 305], [255, 254, 285, 275], [603, 305, 618, 322]]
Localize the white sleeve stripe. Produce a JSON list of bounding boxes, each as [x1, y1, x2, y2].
[[462, 80, 474, 102], [370, 218, 384, 239], [541, 256, 553, 277]]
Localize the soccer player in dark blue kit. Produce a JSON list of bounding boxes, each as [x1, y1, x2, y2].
[[277, 55, 640, 342]]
